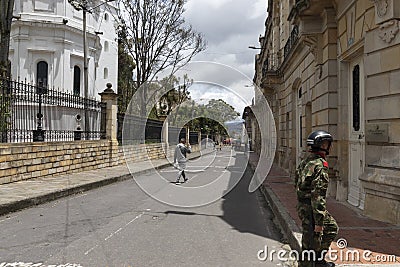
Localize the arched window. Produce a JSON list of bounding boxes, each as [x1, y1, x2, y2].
[[37, 61, 48, 93], [104, 68, 108, 79], [104, 41, 109, 52], [73, 65, 81, 95]]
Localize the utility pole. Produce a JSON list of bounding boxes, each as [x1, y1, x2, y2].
[[68, 0, 115, 137], [82, 0, 89, 135]]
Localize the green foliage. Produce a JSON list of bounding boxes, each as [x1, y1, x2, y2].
[[171, 98, 239, 136], [205, 99, 240, 122], [145, 74, 191, 120], [117, 29, 137, 113]]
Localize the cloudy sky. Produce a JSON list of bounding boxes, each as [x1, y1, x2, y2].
[[181, 0, 268, 115]]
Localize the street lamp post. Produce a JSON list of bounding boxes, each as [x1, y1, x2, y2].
[[248, 46, 262, 50], [68, 0, 115, 137], [83, 2, 89, 136]]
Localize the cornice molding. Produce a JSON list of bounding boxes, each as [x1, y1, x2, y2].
[[288, 0, 311, 22]]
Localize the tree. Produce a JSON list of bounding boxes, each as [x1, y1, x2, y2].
[[117, 0, 206, 117], [147, 74, 192, 120], [117, 29, 136, 113], [0, 0, 15, 77], [205, 99, 240, 122], [170, 98, 239, 137], [159, 74, 191, 121]]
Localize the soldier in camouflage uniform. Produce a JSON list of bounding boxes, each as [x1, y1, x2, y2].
[[295, 130, 338, 267]]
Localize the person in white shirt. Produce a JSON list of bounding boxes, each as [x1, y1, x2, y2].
[[173, 138, 191, 184]]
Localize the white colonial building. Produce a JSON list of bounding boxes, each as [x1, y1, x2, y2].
[[5, 0, 118, 141], [9, 0, 118, 99]]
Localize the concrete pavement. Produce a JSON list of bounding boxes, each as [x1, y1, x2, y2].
[[0, 148, 212, 217], [0, 147, 285, 266], [3, 145, 399, 266], [248, 151, 400, 266]]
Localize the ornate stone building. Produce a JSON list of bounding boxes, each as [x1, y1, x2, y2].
[[253, 0, 400, 224], [6, 0, 118, 137], [9, 0, 118, 98]]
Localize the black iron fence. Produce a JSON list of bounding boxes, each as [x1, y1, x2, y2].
[[0, 76, 106, 143], [117, 113, 199, 145], [284, 25, 299, 59], [189, 132, 199, 144], [263, 52, 281, 75]]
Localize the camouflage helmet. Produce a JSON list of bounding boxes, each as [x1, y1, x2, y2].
[[307, 130, 333, 154]]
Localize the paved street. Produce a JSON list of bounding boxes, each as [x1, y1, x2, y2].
[[0, 148, 286, 266]]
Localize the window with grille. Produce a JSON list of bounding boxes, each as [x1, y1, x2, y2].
[[73, 66, 81, 95], [36, 61, 48, 94], [352, 65, 360, 131]]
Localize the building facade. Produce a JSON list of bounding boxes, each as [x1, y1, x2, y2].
[[6, 0, 118, 137], [253, 0, 400, 224], [9, 0, 118, 99]]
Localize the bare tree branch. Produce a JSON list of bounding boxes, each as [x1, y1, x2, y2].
[[116, 0, 206, 117]]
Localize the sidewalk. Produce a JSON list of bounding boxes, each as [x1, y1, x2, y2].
[[0, 149, 211, 217], [248, 152, 400, 266]]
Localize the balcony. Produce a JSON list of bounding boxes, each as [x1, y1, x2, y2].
[[260, 52, 282, 89], [262, 52, 281, 74], [283, 25, 299, 59]]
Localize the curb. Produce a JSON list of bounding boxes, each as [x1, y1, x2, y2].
[[248, 161, 400, 267], [247, 160, 302, 252], [0, 162, 172, 217], [0, 149, 213, 217], [259, 185, 302, 251]]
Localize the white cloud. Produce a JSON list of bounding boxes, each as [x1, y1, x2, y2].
[[187, 81, 252, 117], [185, 0, 233, 10], [181, 0, 267, 112]]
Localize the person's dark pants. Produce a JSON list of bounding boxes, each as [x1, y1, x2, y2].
[[297, 202, 338, 267]]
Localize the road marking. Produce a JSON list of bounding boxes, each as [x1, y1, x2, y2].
[[84, 212, 144, 255], [84, 245, 99, 255], [104, 227, 123, 240]]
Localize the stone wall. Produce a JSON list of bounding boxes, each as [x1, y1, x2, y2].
[[360, 0, 400, 224], [0, 141, 171, 185], [255, 0, 400, 224]]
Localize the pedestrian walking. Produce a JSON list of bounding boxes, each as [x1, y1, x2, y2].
[[295, 130, 338, 267], [174, 138, 191, 184]]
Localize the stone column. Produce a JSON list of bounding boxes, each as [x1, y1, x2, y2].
[[158, 115, 169, 157], [99, 83, 119, 166], [99, 83, 118, 141], [158, 115, 168, 146], [198, 131, 201, 145]]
